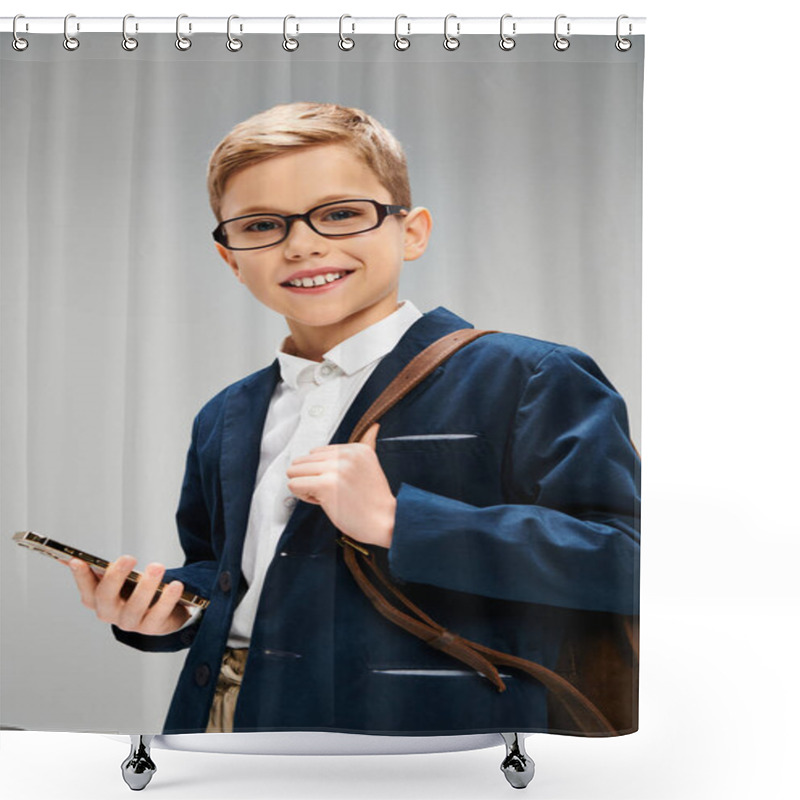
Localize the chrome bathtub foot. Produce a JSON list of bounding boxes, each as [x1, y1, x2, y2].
[[499, 732, 535, 789], [121, 735, 156, 791]]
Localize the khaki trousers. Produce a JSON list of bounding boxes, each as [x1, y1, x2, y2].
[[205, 648, 249, 733]]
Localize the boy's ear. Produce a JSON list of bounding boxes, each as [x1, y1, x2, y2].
[[215, 242, 243, 282], [402, 207, 433, 262]]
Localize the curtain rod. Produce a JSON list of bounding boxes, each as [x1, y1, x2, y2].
[[1, 16, 646, 36]]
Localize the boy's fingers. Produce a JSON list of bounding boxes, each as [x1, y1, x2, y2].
[[140, 581, 188, 633], [69, 560, 100, 608], [94, 555, 137, 608], [286, 459, 335, 477], [291, 450, 356, 469], [288, 474, 331, 490], [287, 476, 326, 504], [294, 447, 341, 460], [359, 423, 380, 449], [66, 554, 186, 635], [116, 563, 165, 630]]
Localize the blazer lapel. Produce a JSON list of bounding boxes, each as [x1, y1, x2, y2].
[[219, 362, 280, 554]]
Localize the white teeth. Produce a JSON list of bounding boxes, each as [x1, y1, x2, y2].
[[288, 272, 346, 288]]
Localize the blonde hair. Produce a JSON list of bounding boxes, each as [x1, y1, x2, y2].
[[207, 102, 412, 222]]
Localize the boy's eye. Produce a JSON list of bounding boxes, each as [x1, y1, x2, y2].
[[321, 207, 360, 222], [243, 217, 282, 233]]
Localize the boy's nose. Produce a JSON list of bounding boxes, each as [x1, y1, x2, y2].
[[282, 218, 330, 258]]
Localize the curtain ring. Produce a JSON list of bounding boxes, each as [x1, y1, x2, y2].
[[499, 14, 516, 51], [394, 15, 410, 51], [121, 15, 139, 51], [553, 14, 570, 52], [615, 15, 632, 52], [283, 15, 299, 51], [227, 15, 243, 51], [338, 15, 355, 51], [175, 14, 192, 51], [63, 13, 80, 51], [443, 14, 460, 51], [12, 15, 29, 52]]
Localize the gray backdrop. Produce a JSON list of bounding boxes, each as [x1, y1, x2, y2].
[[0, 33, 643, 732]]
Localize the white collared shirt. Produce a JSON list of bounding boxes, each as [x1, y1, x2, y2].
[[226, 300, 423, 646]]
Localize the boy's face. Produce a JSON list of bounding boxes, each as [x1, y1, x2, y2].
[[215, 144, 431, 349]]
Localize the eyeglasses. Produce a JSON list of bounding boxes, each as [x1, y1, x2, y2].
[[212, 198, 409, 251]]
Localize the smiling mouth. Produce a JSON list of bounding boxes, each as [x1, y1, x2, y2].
[[281, 270, 354, 288]]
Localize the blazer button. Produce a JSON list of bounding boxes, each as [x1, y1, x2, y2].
[[180, 628, 196, 646], [219, 570, 232, 593], [194, 664, 211, 687]]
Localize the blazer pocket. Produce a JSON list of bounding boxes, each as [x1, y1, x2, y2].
[[369, 667, 513, 679], [378, 434, 479, 442]]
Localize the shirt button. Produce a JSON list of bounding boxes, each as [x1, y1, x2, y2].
[[284, 496, 297, 508], [320, 364, 333, 376], [308, 405, 325, 418]]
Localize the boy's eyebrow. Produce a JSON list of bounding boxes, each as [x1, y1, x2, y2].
[[231, 194, 370, 217]]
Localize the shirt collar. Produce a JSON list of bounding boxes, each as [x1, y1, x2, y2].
[[276, 300, 423, 389]]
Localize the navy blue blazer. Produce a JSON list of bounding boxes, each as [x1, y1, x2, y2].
[[113, 307, 640, 735]]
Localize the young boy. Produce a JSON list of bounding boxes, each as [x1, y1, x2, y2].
[[69, 102, 640, 736]]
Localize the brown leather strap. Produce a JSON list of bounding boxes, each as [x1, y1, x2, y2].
[[340, 327, 618, 735], [341, 543, 506, 691], [340, 541, 615, 734]]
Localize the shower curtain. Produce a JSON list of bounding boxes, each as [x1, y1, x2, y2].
[[0, 22, 643, 737]]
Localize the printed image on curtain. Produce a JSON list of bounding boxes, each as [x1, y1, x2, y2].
[[0, 31, 642, 739]]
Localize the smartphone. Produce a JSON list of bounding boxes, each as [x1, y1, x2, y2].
[[12, 530, 209, 610]]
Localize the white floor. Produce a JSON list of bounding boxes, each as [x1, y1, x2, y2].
[[3, 600, 797, 800]]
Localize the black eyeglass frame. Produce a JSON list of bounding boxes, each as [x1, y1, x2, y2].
[[212, 198, 410, 250]]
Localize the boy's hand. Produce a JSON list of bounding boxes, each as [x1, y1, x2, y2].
[[286, 423, 396, 548], [67, 556, 190, 635]]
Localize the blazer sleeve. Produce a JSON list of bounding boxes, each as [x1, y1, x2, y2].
[[387, 345, 640, 616], [112, 414, 220, 653]]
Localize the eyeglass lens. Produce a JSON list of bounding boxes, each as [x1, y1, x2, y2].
[[222, 200, 380, 249]]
